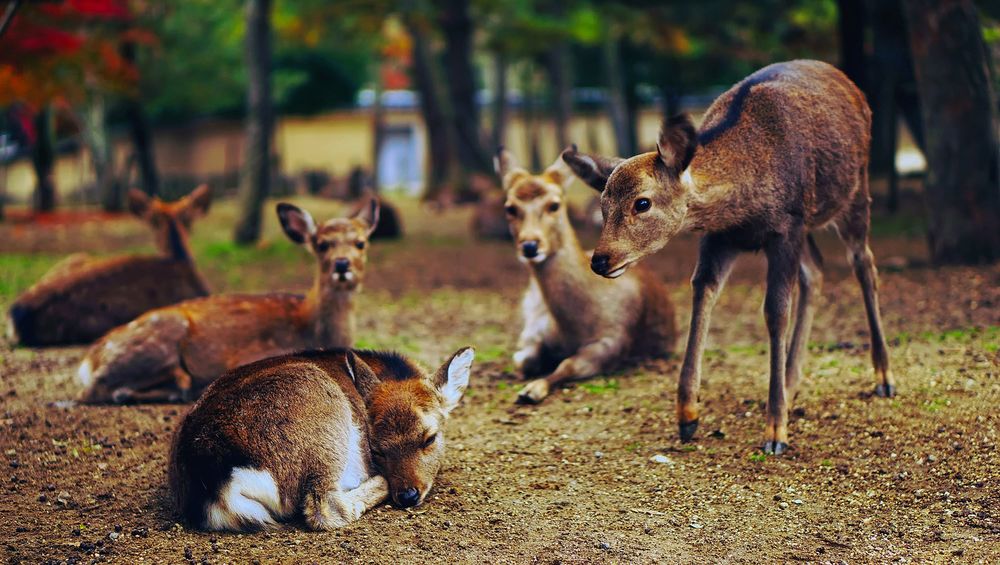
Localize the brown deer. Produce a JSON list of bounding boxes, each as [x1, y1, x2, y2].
[[76, 199, 380, 404], [496, 149, 677, 404], [562, 60, 893, 454], [6, 186, 211, 346], [169, 347, 474, 531]]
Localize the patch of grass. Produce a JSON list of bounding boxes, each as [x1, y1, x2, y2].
[[923, 397, 949, 413], [496, 382, 509, 391], [0, 254, 63, 301], [869, 212, 926, 238], [748, 453, 768, 463], [579, 378, 620, 395], [625, 441, 641, 452], [819, 459, 833, 467], [476, 344, 508, 364]]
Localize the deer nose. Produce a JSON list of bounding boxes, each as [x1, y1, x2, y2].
[[521, 240, 539, 259], [397, 487, 420, 508], [333, 258, 350, 274], [591, 253, 610, 275]]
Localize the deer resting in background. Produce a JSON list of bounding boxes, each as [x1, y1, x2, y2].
[[169, 346, 474, 531], [7, 186, 211, 346], [562, 60, 893, 454], [496, 149, 677, 404], [76, 199, 380, 404]]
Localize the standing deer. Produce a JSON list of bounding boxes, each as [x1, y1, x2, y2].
[[562, 60, 893, 454], [6, 186, 211, 346], [169, 346, 474, 531], [76, 199, 379, 404], [496, 149, 677, 404]]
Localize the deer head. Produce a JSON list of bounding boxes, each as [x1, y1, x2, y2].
[[277, 198, 380, 293], [561, 115, 698, 277], [348, 347, 474, 508], [494, 148, 575, 264]]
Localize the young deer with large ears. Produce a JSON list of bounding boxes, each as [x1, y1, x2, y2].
[[169, 346, 474, 531], [562, 60, 893, 454], [496, 149, 677, 404], [76, 199, 380, 404], [7, 186, 211, 346]]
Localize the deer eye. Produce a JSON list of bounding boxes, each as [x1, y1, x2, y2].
[[314, 241, 330, 253], [547, 202, 560, 213], [355, 241, 366, 250], [633, 198, 651, 214], [422, 434, 437, 449], [504, 205, 518, 217]]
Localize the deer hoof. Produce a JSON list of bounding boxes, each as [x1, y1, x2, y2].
[[762, 441, 789, 455], [110, 387, 135, 404], [515, 379, 550, 404], [678, 419, 699, 442], [874, 383, 896, 398]]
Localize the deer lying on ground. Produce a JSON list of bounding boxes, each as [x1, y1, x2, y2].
[[495, 149, 677, 404], [6, 186, 211, 346], [76, 199, 379, 404], [169, 346, 474, 531], [562, 60, 893, 454]]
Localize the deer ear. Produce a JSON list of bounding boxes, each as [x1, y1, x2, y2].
[[127, 188, 152, 218], [346, 351, 381, 400], [433, 346, 474, 414], [560, 145, 624, 193], [656, 114, 697, 176], [276, 203, 316, 245], [543, 155, 574, 190], [354, 196, 380, 237], [494, 147, 528, 190], [177, 184, 212, 224]]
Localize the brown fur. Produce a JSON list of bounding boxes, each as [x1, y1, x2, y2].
[[76, 199, 380, 404], [495, 148, 678, 403], [168, 347, 473, 531], [562, 60, 892, 454], [6, 186, 211, 346]]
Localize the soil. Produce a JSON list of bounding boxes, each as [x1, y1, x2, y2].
[[1, 197, 998, 563]]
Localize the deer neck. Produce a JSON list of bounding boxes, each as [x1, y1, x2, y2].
[[303, 282, 356, 348], [528, 222, 596, 316], [163, 218, 210, 294], [680, 167, 748, 234]]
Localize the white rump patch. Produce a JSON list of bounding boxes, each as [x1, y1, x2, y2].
[[339, 423, 368, 491], [205, 467, 282, 531], [77, 358, 94, 388]]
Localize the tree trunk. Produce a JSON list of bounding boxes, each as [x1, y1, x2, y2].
[[370, 60, 385, 192], [545, 41, 572, 151], [837, 0, 867, 92], [405, 16, 457, 201], [81, 94, 123, 211], [490, 50, 508, 151], [234, 0, 274, 245], [32, 106, 56, 212], [902, 0, 1000, 264], [439, 0, 491, 175], [121, 40, 159, 196], [603, 35, 631, 157]]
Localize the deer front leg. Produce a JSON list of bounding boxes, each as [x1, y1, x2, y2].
[[516, 336, 624, 404], [513, 280, 560, 377], [762, 234, 803, 455], [677, 235, 739, 442], [305, 475, 388, 530]]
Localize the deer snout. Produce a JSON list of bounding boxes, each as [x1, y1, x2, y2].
[[333, 258, 350, 274], [591, 253, 610, 275], [395, 487, 421, 508], [520, 240, 540, 259]]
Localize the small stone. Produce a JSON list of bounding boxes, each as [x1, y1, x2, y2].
[[689, 522, 703, 529], [792, 499, 803, 505], [649, 454, 673, 465], [779, 502, 789, 509], [927, 454, 938, 462], [108, 532, 119, 541], [37, 494, 47, 503], [594, 451, 604, 459], [597, 541, 611, 550]]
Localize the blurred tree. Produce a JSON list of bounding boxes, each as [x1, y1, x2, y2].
[[234, 0, 274, 245], [902, 0, 1000, 264], [31, 107, 56, 212]]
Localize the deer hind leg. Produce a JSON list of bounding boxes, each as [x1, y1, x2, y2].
[[762, 233, 803, 455], [676, 235, 739, 442], [303, 475, 388, 530], [109, 365, 195, 404], [836, 189, 894, 397], [785, 235, 824, 400], [517, 336, 624, 404]]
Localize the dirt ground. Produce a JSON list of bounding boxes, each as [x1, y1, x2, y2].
[[1, 196, 998, 564]]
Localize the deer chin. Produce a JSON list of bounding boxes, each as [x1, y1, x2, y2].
[[605, 259, 635, 279], [330, 272, 359, 290], [518, 252, 548, 265]]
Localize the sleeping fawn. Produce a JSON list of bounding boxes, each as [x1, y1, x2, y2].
[[563, 60, 892, 454], [7, 186, 211, 346], [76, 199, 379, 404], [169, 347, 474, 531], [496, 149, 677, 404]]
